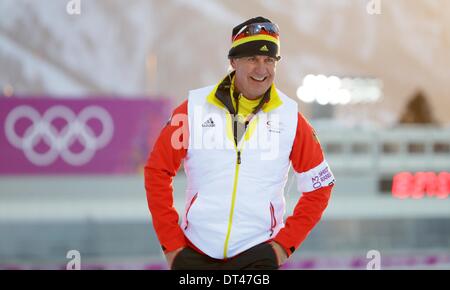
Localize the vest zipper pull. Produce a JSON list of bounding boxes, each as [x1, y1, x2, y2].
[[237, 151, 241, 164]]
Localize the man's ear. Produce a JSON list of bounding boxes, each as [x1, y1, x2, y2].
[[229, 58, 236, 70]]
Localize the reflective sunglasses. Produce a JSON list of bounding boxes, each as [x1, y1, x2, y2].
[[232, 22, 280, 42]]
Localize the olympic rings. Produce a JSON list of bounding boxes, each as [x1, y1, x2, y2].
[[4, 105, 114, 166]]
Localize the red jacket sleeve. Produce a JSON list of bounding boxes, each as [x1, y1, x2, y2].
[[144, 100, 189, 253], [273, 112, 335, 256]]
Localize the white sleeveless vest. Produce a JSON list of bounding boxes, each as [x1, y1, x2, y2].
[[181, 84, 299, 259]]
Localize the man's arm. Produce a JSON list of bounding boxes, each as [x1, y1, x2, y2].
[[273, 112, 335, 258], [144, 100, 189, 263]]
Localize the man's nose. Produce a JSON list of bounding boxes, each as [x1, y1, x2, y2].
[[254, 59, 268, 74]]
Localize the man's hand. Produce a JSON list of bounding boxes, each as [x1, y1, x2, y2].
[[269, 241, 288, 266], [165, 247, 185, 269]]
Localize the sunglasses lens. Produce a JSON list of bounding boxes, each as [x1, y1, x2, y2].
[[255, 23, 279, 34], [233, 23, 279, 42]]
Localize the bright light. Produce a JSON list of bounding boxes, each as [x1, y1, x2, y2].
[[303, 74, 317, 86], [330, 95, 340, 105], [296, 86, 315, 103], [327, 76, 341, 90], [316, 91, 329, 105], [296, 75, 383, 105], [337, 89, 351, 105]]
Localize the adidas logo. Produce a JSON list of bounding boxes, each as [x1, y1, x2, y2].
[[260, 45, 269, 52], [202, 117, 215, 128]]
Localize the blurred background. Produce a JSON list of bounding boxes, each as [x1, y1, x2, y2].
[[0, 0, 449, 270]]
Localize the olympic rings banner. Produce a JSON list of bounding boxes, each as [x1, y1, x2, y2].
[[0, 98, 171, 174]]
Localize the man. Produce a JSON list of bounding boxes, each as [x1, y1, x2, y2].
[[145, 16, 335, 270]]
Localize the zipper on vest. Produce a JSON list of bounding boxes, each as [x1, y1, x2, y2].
[[223, 107, 256, 258], [223, 148, 242, 258]]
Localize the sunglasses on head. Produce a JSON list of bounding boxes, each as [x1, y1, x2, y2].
[[232, 22, 280, 42]]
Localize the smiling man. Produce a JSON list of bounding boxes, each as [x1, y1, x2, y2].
[[145, 16, 335, 270]]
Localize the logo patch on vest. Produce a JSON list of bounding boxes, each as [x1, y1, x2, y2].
[[202, 117, 215, 128], [266, 120, 282, 133]]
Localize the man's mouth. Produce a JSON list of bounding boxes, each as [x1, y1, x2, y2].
[[250, 76, 267, 82]]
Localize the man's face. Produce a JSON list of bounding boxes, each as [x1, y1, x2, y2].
[[230, 55, 277, 99]]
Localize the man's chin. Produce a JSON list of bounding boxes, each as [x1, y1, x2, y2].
[[254, 87, 270, 96], [246, 92, 266, 99]]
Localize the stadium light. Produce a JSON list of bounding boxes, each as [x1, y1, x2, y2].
[[296, 75, 383, 105]]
